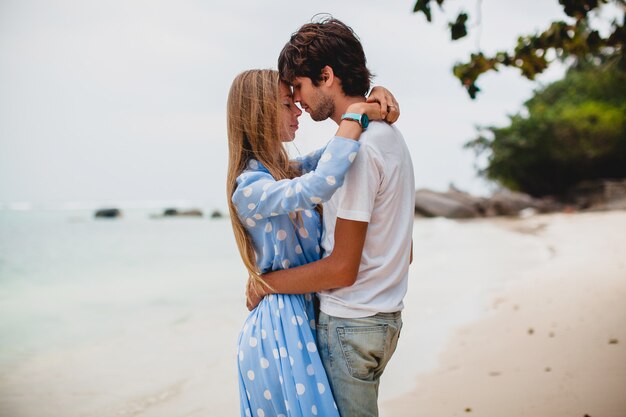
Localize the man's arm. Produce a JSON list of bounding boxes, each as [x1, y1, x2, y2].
[[246, 218, 368, 310]]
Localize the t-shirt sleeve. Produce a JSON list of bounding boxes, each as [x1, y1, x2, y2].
[[334, 143, 381, 223], [232, 136, 360, 220]]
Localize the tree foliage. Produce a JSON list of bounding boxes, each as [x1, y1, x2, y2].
[[413, 0, 625, 98], [465, 61, 626, 196]]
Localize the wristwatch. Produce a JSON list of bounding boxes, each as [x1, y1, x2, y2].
[[341, 112, 369, 130]]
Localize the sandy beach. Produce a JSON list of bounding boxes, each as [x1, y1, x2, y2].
[[1, 210, 625, 417], [382, 211, 626, 417]]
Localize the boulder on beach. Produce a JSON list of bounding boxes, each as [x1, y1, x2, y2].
[[94, 208, 121, 218], [414, 187, 556, 219], [485, 190, 543, 216], [414, 189, 481, 219], [568, 179, 626, 210]]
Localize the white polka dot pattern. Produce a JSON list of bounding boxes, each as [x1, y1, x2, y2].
[[235, 135, 359, 417]]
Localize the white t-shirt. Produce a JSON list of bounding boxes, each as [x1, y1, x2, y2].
[[318, 121, 415, 318]]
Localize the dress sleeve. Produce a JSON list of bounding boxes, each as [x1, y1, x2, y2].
[[233, 136, 360, 220], [291, 147, 326, 174]]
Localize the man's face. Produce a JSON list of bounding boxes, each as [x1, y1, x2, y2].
[[291, 76, 334, 122]]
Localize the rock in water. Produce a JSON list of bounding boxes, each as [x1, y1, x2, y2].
[[94, 208, 121, 218]]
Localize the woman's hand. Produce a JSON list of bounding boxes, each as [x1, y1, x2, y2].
[[345, 101, 383, 123], [367, 86, 400, 123], [338, 102, 381, 138]]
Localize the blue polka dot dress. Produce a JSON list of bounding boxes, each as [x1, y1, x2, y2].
[[233, 136, 360, 417]]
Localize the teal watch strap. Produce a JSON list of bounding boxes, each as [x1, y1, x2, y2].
[[341, 113, 369, 129]]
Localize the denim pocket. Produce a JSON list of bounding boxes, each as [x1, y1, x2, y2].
[[336, 324, 388, 379]]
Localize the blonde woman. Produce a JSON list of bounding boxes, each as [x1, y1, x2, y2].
[[227, 69, 397, 417]]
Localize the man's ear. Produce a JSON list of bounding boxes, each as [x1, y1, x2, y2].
[[320, 65, 335, 86]]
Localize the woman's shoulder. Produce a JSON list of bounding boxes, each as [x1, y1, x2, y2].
[[233, 161, 276, 204], [236, 160, 272, 184]]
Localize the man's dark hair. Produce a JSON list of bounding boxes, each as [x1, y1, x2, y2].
[[278, 16, 373, 97]]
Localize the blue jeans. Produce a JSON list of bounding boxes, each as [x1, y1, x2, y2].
[[316, 311, 403, 417]]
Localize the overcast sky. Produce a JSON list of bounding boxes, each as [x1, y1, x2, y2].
[[0, 0, 594, 210]]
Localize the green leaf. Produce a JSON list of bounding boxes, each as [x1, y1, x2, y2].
[[449, 12, 468, 40], [413, 0, 433, 21]]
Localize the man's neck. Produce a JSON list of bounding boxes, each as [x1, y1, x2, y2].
[[331, 95, 366, 125]]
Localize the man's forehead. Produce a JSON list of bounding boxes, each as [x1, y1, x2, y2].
[[291, 77, 308, 87]]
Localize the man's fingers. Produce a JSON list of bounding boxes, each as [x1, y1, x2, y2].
[[385, 101, 400, 123], [379, 98, 389, 119], [386, 108, 399, 123]]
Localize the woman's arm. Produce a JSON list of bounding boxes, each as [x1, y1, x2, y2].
[[232, 137, 358, 221], [233, 103, 382, 221], [291, 147, 326, 174]]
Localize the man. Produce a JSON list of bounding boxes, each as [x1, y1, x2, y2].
[[247, 17, 415, 417]]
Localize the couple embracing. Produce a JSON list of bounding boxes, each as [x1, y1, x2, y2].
[[226, 17, 415, 417]]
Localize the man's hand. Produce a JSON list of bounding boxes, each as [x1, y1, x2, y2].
[[246, 277, 266, 311], [367, 86, 400, 123]]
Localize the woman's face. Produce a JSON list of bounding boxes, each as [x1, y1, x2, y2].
[[279, 82, 302, 142]]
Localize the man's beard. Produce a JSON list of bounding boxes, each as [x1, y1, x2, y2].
[[309, 93, 334, 122]]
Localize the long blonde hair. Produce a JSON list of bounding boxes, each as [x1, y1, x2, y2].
[[226, 69, 301, 286]]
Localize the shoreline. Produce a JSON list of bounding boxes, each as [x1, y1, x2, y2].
[[381, 211, 626, 417]]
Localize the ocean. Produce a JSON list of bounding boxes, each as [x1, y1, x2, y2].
[[0, 208, 550, 416], [0, 209, 246, 366]]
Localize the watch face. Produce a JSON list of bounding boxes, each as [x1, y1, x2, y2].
[[361, 113, 369, 129]]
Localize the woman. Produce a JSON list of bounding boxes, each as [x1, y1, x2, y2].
[[227, 69, 397, 417]]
